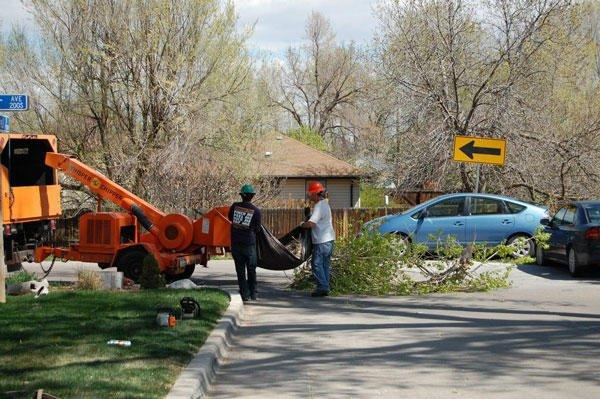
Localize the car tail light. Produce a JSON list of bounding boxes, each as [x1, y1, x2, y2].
[[585, 227, 600, 240]]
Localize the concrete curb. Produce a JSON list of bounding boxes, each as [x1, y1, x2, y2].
[[166, 289, 244, 399]]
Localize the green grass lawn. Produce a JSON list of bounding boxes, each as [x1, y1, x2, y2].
[[0, 288, 230, 399]]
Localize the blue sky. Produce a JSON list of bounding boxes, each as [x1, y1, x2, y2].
[[3, 0, 378, 52]]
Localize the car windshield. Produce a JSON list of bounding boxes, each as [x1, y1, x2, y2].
[[584, 205, 600, 224]]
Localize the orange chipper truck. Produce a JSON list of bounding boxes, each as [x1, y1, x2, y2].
[[1, 134, 62, 270], [33, 151, 232, 282]]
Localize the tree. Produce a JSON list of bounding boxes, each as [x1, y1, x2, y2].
[[269, 12, 362, 141], [1, 0, 275, 211], [375, 0, 573, 195]]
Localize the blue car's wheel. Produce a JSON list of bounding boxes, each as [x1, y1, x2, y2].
[[393, 233, 410, 256], [507, 234, 535, 258]]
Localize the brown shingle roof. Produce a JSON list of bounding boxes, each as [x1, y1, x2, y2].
[[257, 134, 362, 178]]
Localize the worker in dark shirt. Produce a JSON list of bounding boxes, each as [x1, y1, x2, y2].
[[228, 184, 262, 302]]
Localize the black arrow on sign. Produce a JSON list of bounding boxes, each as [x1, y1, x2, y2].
[[460, 140, 501, 159]]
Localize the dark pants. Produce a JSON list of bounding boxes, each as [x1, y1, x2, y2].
[[232, 244, 257, 300]]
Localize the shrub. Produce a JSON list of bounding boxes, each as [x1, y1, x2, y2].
[[77, 270, 103, 290], [139, 255, 165, 289], [291, 229, 537, 296]]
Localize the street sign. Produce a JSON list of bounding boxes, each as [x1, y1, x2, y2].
[[0, 94, 28, 111], [0, 116, 8, 133], [453, 135, 506, 166]]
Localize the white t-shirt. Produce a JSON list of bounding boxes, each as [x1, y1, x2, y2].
[[308, 199, 336, 244]]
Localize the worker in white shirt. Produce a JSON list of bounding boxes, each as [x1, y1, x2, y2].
[[302, 181, 336, 297]]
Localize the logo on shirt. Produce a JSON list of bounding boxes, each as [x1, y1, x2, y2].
[[232, 206, 254, 230]]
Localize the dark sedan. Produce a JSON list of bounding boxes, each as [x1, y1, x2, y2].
[[537, 201, 600, 276]]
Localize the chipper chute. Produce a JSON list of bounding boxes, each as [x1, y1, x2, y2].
[[256, 225, 312, 271]]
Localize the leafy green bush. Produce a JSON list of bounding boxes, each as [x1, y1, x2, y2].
[[359, 184, 399, 208], [140, 255, 166, 289]]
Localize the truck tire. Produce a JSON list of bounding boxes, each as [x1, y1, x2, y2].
[[117, 249, 147, 283]]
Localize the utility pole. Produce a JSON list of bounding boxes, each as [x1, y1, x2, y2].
[[474, 164, 481, 193]]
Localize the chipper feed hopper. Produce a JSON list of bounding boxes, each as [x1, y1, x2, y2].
[[34, 152, 231, 282], [1, 133, 62, 269]]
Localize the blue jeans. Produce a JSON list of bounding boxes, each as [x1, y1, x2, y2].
[[311, 241, 334, 292], [232, 244, 257, 300]]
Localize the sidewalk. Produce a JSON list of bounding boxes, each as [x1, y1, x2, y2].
[[199, 261, 600, 399]]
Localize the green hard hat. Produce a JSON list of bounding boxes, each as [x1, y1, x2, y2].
[[240, 184, 256, 195]]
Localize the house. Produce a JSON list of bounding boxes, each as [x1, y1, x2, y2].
[[259, 135, 362, 209]]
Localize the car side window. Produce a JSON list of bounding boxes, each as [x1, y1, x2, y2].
[[584, 205, 600, 224], [552, 208, 567, 225], [471, 197, 506, 215], [505, 201, 526, 214], [426, 197, 465, 218], [563, 206, 577, 225]]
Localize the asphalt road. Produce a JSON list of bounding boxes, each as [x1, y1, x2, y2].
[[20, 260, 600, 398], [201, 261, 600, 399]]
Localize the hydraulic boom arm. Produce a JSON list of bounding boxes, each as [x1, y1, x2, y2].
[[45, 153, 165, 234]]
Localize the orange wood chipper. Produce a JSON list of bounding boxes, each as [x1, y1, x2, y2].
[[33, 152, 232, 282]]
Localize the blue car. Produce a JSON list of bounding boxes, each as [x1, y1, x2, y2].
[[367, 193, 548, 257], [536, 201, 600, 276]]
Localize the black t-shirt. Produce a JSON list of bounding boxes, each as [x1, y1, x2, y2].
[[228, 201, 262, 246]]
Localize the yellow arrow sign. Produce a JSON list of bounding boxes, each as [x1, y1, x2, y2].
[[453, 135, 506, 166]]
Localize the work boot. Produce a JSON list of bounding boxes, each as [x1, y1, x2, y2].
[[310, 290, 329, 297]]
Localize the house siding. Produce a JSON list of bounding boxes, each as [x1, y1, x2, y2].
[[279, 179, 306, 202], [327, 179, 353, 209], [276, 178, 360, 209]]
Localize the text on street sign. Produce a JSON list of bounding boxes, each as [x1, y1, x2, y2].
[[0, 95, 29, 111]]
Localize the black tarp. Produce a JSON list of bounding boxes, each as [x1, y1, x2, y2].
[[256, 225, 312, 270]]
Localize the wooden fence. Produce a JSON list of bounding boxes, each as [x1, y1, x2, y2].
[[54, 207, 408, 243], [261, 207, 407, 239]]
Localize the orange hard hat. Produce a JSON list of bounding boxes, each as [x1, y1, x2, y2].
[[307, 181, 325, 194]]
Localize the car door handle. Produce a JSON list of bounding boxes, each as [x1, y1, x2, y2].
[[454, 222, 464, 227], [501, 219, 513, 225]]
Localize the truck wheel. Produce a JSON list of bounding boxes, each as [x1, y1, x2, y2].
[[166, 265, 196, 283], [117, 249, 147, 283]]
